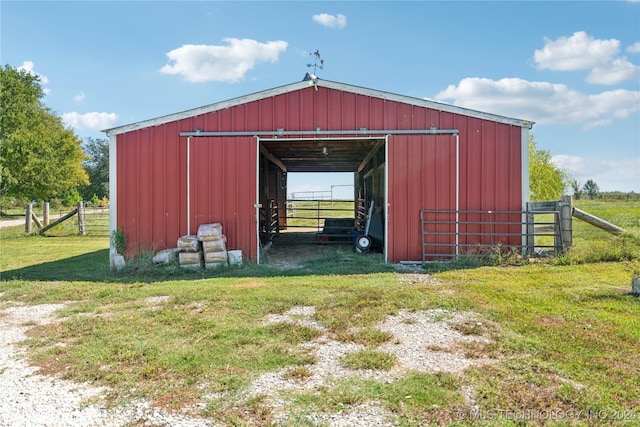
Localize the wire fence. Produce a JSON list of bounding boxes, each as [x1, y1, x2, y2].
[[81, 207, 110, 236]]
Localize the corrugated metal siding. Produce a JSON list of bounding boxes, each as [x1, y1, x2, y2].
[[116, 84, 522, 263], [116, 129, 256, 259], [388, 135, 457, 262], [388, 117, 522, 262], [189, 136, 257, 258], [117, 127, 187, 253]]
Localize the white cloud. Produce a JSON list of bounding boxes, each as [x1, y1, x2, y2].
[[73, 91, 85, 102], [552, 155, 640, 192], [434, 77, 640, 128], [62, 112, 118, 130], [627, 42, 640, 54], [586, 57, 640, 85], [312, 13, 347, 29], [588, 88, 640, 119], [533, 31, 640, 85], [159, 38, 288, 83], [534, 31, 620, 71], [17, 60, 50, 94]]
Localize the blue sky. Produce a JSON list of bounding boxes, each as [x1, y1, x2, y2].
[[2, 0, 639, 197]]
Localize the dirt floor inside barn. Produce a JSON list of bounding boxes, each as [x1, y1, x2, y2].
[[262, 229, 373, 269]]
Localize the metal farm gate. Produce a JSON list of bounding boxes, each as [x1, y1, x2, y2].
[[420, 199, 572, 260], [261, 198, 368, 245]]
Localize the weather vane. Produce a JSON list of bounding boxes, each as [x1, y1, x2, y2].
[[307, 50, 325, 75]]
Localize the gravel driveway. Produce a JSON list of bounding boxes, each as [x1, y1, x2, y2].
[[0, 302, 215, 427]]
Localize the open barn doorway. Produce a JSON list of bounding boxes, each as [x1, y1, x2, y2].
[[257, 137, 387, 265]]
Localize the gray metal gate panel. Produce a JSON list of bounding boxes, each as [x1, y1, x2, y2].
[[421, 208, 561, 261]]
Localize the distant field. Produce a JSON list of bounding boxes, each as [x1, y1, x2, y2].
[[573, 199, 639, 234], [285, 200, 356, 229]]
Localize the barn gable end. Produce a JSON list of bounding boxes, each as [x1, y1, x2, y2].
[[105, 79, 533, 264]]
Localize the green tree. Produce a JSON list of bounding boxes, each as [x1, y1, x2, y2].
[[89, 193, 100, 207], [568, 178, 582, 200], [0, 65, 88, 201], [583, 179, 600, 199], [79, 137, 109, 200], [529, 135, 567, 201], [61, 187, 82, 207]]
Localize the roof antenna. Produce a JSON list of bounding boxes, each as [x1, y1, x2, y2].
[[303, 50, 324, 87]]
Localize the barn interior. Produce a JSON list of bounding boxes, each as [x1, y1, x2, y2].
[[258, 137, 386, 256]]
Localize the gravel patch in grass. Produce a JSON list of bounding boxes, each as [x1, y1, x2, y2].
[[263, 305, 327, 333], [0, 302, 217, 427], [377, 309, 497, 375], [249, 305, 498, 425], [292, 402, 395, 427], [143, 295, 171, 306]]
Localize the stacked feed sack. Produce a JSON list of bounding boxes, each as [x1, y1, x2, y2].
[[198, 223, 228, 268], [177, 234, 203, 268], [152, 248, 179, 265]]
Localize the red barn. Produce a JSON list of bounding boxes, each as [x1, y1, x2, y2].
[[105, 77, 533, 265]]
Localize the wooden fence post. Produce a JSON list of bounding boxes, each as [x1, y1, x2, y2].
[[25, 203, 33, 234], [572, 207, 626, 235], [78, 202, 86, 235], [559, 195, 572, 252], [31, 211, 43, 229], [43, 202, 50, 226]]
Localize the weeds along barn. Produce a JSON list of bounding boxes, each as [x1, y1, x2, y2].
[[105, 77, 534, 265]]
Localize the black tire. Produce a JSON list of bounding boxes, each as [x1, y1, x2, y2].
[[355, 235, 371, 252]]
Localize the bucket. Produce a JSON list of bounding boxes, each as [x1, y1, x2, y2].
[[228, 250, 243, 266]]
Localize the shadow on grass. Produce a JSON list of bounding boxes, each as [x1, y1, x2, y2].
[[582, 289, 640, 302], [1, 249, 112, 282], [109, 250, 397, 282], [1, 248, 398, 284]]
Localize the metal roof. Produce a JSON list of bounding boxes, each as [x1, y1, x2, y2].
[[104, 78, 534, 137]]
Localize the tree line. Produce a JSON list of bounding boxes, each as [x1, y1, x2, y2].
[[1, 65, 108, 210]]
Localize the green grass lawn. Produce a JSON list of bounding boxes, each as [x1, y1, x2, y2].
[[0, 199, 638, 425]]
